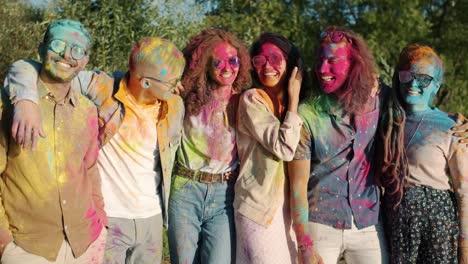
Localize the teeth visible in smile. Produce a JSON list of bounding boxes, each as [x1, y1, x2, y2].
[[407, 91, 419, 95], [264, 72, 277, 77], [321, 76, 333, 81], [57, 61, 72, 68], [221, 72, 232, 78]]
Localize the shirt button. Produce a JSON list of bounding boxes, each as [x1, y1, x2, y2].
[[63, 200, 66, 205]]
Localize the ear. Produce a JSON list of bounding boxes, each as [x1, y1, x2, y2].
[[435, 81, 441, 92], [141, 78, 150, 89], [81, 55, 90, 66]]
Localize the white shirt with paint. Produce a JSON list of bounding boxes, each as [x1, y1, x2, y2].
[[98, 87, 162, 219]]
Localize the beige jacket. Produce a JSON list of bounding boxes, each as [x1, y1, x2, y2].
[[234, 89, 303, 226]]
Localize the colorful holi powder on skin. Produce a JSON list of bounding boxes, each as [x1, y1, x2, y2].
[[129, 38, 185, 103], [399, 59, 441, 113], [255, 43, 287, 89], [315, 42, 351, 95], [129, 37, 185, 77], [42, 25, 89, 82], [209, 42, 239, 87]]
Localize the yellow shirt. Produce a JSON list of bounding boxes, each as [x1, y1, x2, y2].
[[0, 79, 105, 261]]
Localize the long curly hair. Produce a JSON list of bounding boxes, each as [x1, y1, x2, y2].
[[376, 44, 444, 208], [311, 26, 378, 114], [181, 28, 251, 116]]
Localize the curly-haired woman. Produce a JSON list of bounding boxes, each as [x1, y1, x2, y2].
[[167, 28, 251, 264]]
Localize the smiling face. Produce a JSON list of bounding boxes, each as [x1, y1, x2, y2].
[[399, 58, 440, 112], [253, 42, 287, 89], [315, 42, 351, 95], [208, 42, 239, 88], [41, 26, 89, 82]]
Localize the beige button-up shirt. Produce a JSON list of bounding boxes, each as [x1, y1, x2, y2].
[[0, 79, 105, 261]]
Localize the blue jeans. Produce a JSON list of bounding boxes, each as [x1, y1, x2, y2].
[[168, 174, 235, 264]]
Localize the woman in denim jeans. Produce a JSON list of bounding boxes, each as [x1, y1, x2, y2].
[[167, 28, 251, 264]]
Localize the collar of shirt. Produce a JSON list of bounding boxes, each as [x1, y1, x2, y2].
[[114, 74, 166, 120], [37, 78, 79, 107]]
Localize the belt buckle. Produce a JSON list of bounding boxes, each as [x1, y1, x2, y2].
[[192, 169, 202, 181], [199, 172, 213, 183]]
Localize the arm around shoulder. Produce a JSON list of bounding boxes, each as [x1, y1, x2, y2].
[[4, 59, 42, 104], [448, 139, 468, 248]]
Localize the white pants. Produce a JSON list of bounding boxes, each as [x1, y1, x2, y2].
[[308, 220, 388, 264], [1, 227, 107, 264]]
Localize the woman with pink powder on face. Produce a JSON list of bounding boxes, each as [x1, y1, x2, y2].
[[235, 32, 307, 264], [167, 28, 251, 264]]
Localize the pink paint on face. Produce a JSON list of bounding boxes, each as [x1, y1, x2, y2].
[[254, 42, 287, 89], [315, 42, 351, 95], [209, 42, 239, 88]]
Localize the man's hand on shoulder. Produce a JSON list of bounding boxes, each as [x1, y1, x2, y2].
[[12, 100, 45, 151], [452, 112, 468, 146]]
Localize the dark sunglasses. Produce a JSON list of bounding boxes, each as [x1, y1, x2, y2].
[[212, 57, 240, 70], [319, 30, 350, 43], [252, 53, 284, 68], [48, 39, 88, 60], [398, 71, 434, 88]]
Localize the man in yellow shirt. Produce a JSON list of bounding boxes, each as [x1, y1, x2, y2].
[[0, 19, 107, 263]]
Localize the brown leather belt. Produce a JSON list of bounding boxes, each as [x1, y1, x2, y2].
[[174, 165, 237, 183]]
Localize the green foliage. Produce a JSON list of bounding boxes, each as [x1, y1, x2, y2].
[[0, 1, 465, 262], [0, 0, 45, 80], [204, 0, 467, 114], [45, 0, 204, 73], [0, 0, 466, 114]]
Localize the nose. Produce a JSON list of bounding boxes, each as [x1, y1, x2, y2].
[[409, 79, 422, 91], [319, 60, 330, 73], [62, 46, 73, 60], [263, 59, 273, 69]]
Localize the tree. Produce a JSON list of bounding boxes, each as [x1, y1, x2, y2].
[[0, 0, 45, 81], [47, 0, 204, 73]]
